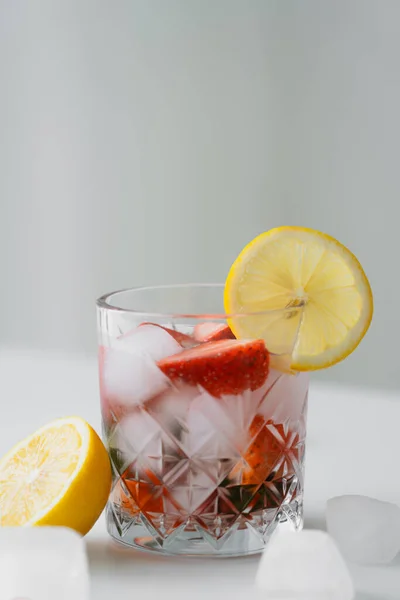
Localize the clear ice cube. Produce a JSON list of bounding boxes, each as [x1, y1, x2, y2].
[[103, 324, 182, 407], [113, 408, 163, 475], [258, 369, 309, 425], [117, 323, 182, 360], [326, 495, 400, 565], [185, 391, 240, 459], [256, 529, 354, 600], [0, 527, 89, 600]]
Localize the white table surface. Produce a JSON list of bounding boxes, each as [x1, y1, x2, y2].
[[1, 346, 400, 600]]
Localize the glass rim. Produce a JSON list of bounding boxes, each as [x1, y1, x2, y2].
[[96, 283, 301, 320]]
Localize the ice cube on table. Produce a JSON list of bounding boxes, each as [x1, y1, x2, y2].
[[256, 530, 354, 600], [103, 324, 182, 407], [0, 527, 89, 600], [326, 494, 400, 565]]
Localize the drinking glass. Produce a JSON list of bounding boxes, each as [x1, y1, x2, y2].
[[97, 284, 308, 556]]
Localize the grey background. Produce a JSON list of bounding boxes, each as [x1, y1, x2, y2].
[[0, 0, 397, 390]]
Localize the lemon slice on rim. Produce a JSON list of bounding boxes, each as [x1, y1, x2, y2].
[[224, 226, 373, 371], [0, 417, 111, 534]]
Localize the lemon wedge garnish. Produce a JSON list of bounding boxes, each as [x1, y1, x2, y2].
[[0, 417, 111, 534], [224, 226, 373, 370]]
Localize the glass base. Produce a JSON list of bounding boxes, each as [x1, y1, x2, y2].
[[106, 499, 303, 557]]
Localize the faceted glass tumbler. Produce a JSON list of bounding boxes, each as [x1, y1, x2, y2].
[[97, 284, 308, 557]]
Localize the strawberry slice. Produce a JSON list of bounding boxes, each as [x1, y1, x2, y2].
[[240, 417, 302, 485], [116, 468, 164, 515], [193, 322, 235, 342], [158, 338, 269, 397], [139, 322, 196, 348]]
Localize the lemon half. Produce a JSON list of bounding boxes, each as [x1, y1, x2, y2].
[[0, 417, 111, 534], [224, 226, 373, 370]]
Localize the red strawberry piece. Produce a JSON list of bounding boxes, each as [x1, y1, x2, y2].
[[240, 418, 301, 485], [117, 468, 164, 514], [157, 338, 269, 397], [139, 322, 196, 348], [193, 322, 235, 342]]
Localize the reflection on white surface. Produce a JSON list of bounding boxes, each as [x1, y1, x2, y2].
[[87, 533, 261, 600]]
